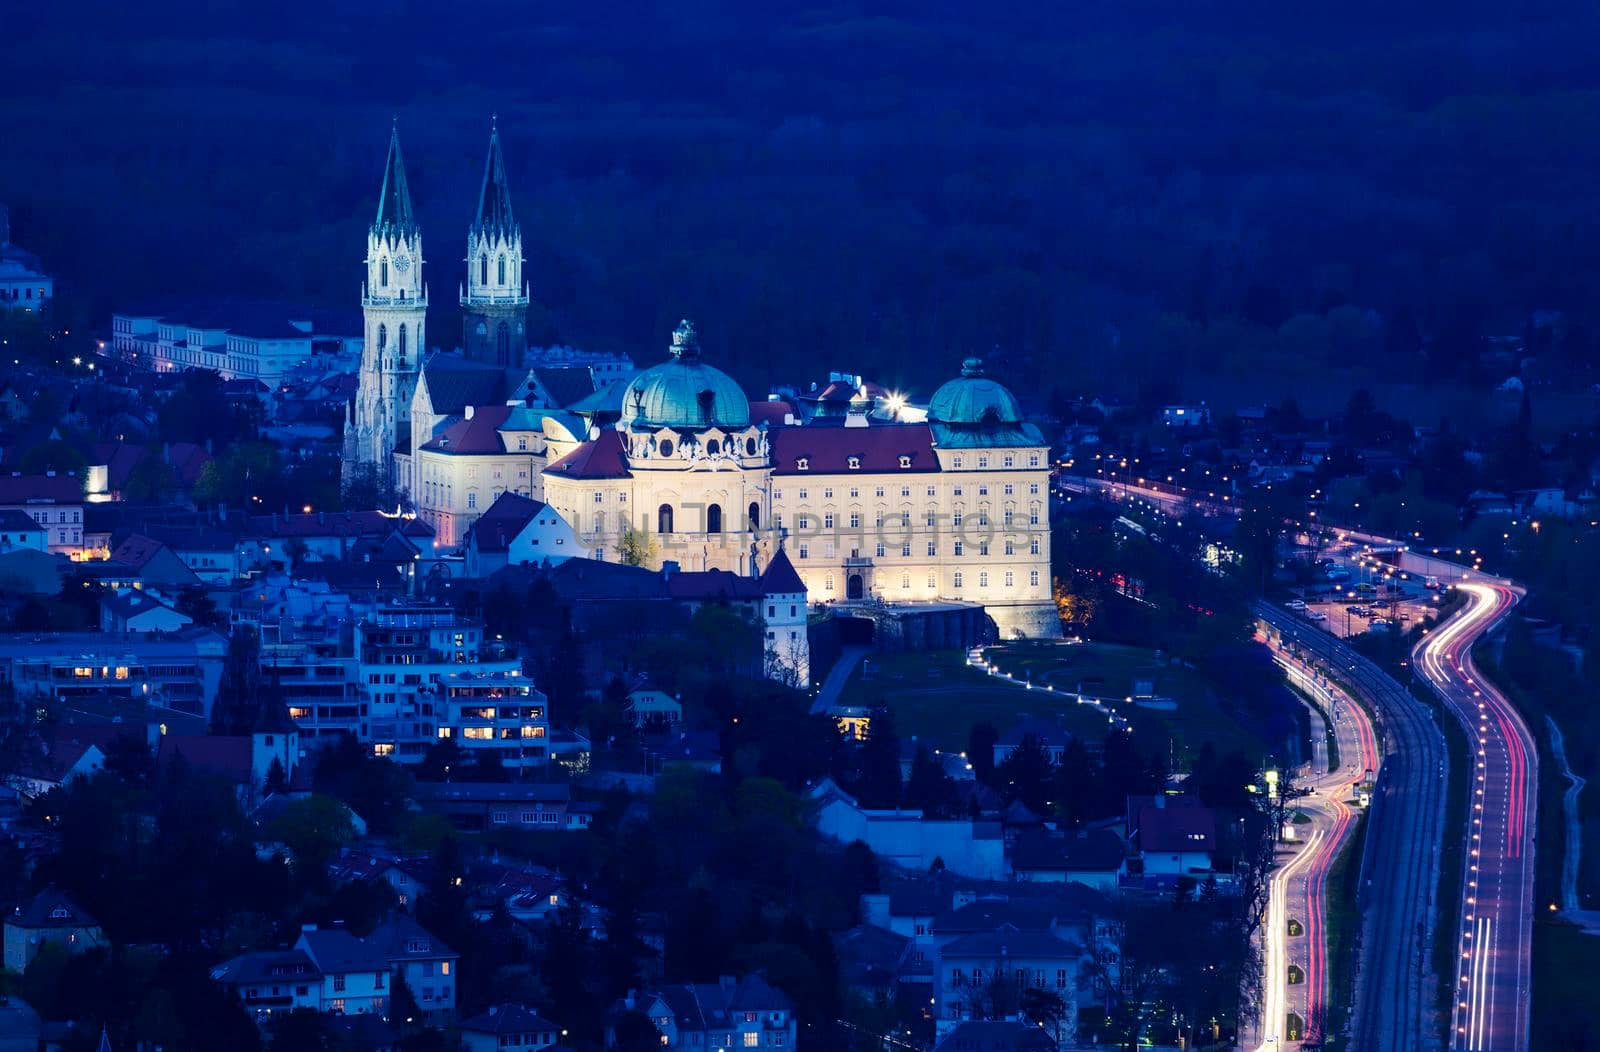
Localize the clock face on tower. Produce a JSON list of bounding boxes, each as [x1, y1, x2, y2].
[[393, 253, 412, 273]]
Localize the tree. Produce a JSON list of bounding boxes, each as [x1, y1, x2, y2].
[[210, 625, 262, 734], [996, 733, 1053, 814], [19, 439, 87, 477], [609, 1009, 663, 1051], [267, 1008, 336, 1051], [856, 706, 901, 808], [264, 756, 288, 796], [266, 793, 356, 874], [1021, 987, 1072, 1046], [967, 721, 998, 784], [175, 586, 221, 628], [905, 745, 958, 817], [617, 521, 657, 568]]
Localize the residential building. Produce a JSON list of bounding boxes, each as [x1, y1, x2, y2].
[[463, 490, 586, 576], [934, 927, 1079, 1038], [809, 778, 1005, 880], [3, 888, 104, 973], [411, 781, 574, 833], [108, 303, 359, 384], [353, 602, 523, 763], [0, 509, 47, 552], [214, 923, 393, 1022], [0, 629, 227, 716], [459, 1004, 562, 1052], [1126, 794, 1219, 884], [606, 973, 796, 1050], [1008, 829, 1125, 891], [100, 588, 192, 634], [0, 474, 84, 555], [366, 914, 459, 1024]]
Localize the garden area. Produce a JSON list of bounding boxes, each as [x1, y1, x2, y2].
[[837, 640, 1272, 770]]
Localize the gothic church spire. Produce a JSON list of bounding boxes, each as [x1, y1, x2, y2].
[[474, 118, 517, 239], [375, 120, 417, 236]]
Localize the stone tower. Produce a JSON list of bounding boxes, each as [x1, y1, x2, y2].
[[460, 119, 527, 367], [344, 122, 427, 497]]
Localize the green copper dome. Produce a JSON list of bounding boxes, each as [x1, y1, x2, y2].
[[927, 357, 1024, 425], [622, 320, 751, 430]]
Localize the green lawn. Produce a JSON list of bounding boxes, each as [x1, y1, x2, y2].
[[838, 641, 1270, 765]]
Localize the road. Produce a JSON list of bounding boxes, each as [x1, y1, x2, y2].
[[1257, 602, 1447, 1051], [1260, 636, 1380, 1048], [1412, 579, 1535, 1052], [1069, 472, 1538, 1048]]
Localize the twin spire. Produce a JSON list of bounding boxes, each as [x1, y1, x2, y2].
[[375, 117, 516, 241], [474, 117, 517, 240], [374, 120, 417, 237]]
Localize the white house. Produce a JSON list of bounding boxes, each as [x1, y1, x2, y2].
[[100, 589, 193, 634], [463, 490, 585, 576], [810, 779, 1005, 880]]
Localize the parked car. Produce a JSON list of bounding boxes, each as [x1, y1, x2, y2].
[[1286, 599, 1307, 610], [1307, 610, 1328, 622]]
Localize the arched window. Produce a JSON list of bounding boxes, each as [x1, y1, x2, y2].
[[658, 504, 674, 534], [479, 254, 488, 286], [381, 257, 388, 287], [707, 504, 722, 533], [377, 324, 387, 350], [706, 439, 720, 456], [496, 322, 510, 366], [397, 324, 408, 361], [498, 255, 506, 285], [748, 501, 760, 531]]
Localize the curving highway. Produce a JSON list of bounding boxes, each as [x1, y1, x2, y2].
[[1412, 579, 1535, 1052], [1257, 601, 1447, 1051], [1266, 640, 1379, 1046]]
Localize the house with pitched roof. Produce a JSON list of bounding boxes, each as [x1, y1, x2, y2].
[[1125, 794, 1219, 883], [934, 926, 1080, 1039], [213, 921, 407, 1022], [459, 1003, 563, 1052], [100, 588, 192, 634], [108, 534, 203, 589], [463, 490, 586, 576], [365, 914, 458, 1024], [605, 972, 796, 1050], [0, 473, 84, 554], [0, 509, 46, 552], [1008, 828, 1126, 891], [3, 888, 104, 973]]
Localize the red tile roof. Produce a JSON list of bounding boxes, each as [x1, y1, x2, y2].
[[1135, 801, 1216, 854], [110, 533, 167, 570], [0, 474, 83, 504], [420, 404, 513, 455], [749, 400, 793, 426], [545, 429, 631, 480], [468, 491, 546, 553], [769, 423, 938, 475]]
